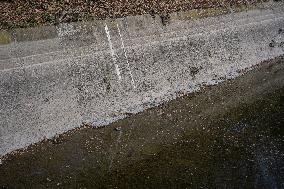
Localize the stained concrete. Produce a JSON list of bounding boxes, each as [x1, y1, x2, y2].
[[0, 1, 284, 157], [0, 56, 283, 188]]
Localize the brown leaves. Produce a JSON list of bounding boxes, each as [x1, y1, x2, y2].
[[0, 0, 266, 30]]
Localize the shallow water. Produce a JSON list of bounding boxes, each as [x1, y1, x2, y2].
[[98, 88, 284, 189]]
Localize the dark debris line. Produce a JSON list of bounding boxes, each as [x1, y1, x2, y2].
[[0, 0, 265, 29]]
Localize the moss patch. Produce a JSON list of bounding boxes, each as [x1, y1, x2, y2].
[[0, 31, 11, 45]]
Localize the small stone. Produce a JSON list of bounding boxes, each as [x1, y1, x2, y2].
[[114, 127, 121, 131], [269, 40, 276, 47]]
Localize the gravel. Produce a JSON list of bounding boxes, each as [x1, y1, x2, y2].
[[0, 0, 264, 30]]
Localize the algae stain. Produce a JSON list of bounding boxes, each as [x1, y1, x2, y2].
[[176, 3, 256, 22], [0, 32, 11, 45], [177, 8, 228, 21], [140, 144, 162, 156]]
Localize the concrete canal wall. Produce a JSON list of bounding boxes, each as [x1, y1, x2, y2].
[[0, 2, 284, 157]]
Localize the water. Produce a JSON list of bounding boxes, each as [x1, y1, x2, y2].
[[100, 88, 284, 189]]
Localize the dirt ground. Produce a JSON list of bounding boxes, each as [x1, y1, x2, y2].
[[0, 0, 264, 29]]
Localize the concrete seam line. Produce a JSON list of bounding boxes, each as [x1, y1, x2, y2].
[[116, 22, 136, 89], [104, 23, 122, 82]]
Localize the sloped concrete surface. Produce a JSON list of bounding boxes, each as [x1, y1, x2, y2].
[[0, 2, 284, 157], [0, 56, 283, 188]]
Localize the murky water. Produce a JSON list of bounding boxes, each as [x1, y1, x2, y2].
[[96, 88, 284, 189]]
